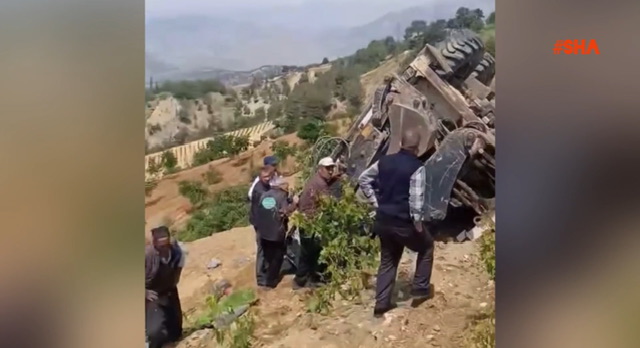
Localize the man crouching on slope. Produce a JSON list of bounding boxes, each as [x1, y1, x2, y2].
[[145, 226, 186, 348]]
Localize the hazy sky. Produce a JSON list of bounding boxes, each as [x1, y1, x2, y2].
[[146, 0, 493, 21], [146, 0, 421, 17]]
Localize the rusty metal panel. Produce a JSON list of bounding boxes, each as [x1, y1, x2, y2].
[[409, 52, 431, 74], [464, 77, 492, 100], [412, 68, 478, 124], [344, 127, 386, 180], [387, 104, 438, 157]]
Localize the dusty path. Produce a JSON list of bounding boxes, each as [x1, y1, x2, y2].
[[175, 226, 493, 348]]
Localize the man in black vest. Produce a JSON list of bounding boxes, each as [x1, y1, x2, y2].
[[145, 226, 186, 348], [372, 129, 434, 318]]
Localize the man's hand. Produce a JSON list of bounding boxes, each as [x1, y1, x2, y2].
[[414, 221, 424, 233], [292, 194, 299, 205], [146, 289, 158, 302]]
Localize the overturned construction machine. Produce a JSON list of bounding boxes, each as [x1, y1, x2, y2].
[[331, 29, 496, 228]]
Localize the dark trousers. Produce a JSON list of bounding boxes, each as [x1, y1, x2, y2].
[[372, 220, 434, 310], [293, 232, 324, 286], [260, 238, 287, 288], [146, 289, 182, 348], [253, 226, 267, 286]]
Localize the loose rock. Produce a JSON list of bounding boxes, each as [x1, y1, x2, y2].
[[206, 258, 222, 269]]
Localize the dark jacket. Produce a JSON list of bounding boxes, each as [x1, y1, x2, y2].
[[375, 149, 423, 224], [254, 188, 292, 242], [145, 241, 183, 296], [298, 173, 331, 217], [249, 180, 270, 226]]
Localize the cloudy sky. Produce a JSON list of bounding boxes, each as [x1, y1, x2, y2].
[[146, 0, 494, 28]]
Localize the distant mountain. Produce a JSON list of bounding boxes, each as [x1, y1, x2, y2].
[[145, 1, 494, 81], [316, 3, 472, 58], [145, 53, 177, 77], [152, 65, 304, 86], [145, 15, 325, 78]]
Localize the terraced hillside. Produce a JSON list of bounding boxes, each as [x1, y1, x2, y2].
[[144, 121, 275, 176]]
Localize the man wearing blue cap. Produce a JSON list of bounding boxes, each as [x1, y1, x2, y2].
[[248, 156, 280, 200], [253, 176, 298, 289], [247, 156, 281, 286]]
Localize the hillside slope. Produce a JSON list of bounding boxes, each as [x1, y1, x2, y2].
[[175, 226, 494, 348]]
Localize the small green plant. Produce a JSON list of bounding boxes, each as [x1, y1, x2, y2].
[[177, 185, 250, 241], [478, 218, 495, 280], [202, 166, 223, 185], [271, 140, 298, 162], [146, 157, 162, 177], [145, 179, 158, 197], [466, 215, 496, 347], [178, 180, 208, 207], [161, 151, 178, 173], [191, 289, 258, 348], [292, 182, 378, 314], [192, 135, 250, 167], [157, 91, 171, 100], [465, 308, 496, 348]]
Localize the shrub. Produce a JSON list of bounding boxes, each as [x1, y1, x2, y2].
[[192, 135, 250, 167], [297, 121, 324, 144], [177, 185, 250, 242], [478, 218, 495, 280], [146, 157, 162, 177], [291, 182, 378, 314], [145, 179, 158, 197], [271, 140, 298, 162], [202, 166, 223, 185], [161, 151, 178, 173], [178, 180, 208, 207]]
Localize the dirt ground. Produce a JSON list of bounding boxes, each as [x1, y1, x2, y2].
[[175, 226, 494, 348]]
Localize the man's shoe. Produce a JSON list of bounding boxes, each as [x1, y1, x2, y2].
[[373, 303, 398, 318], [410, 286, 435, 308], [307, 280, 325, 289], [292, 280, 306, 290]]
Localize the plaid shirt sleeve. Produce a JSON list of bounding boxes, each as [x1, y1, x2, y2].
[[409, 166, 426, 222], [357, 162, 379, 207]]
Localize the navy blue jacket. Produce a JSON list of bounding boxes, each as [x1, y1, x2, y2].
[[375, 149, 423, 224]]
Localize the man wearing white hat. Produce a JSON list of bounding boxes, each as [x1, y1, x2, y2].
[[293, 157, 336, 289]]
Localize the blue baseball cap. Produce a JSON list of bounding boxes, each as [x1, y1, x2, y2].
[[263, 156, 279, 166]]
